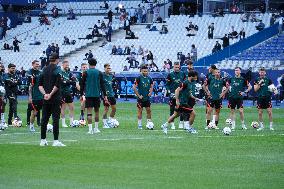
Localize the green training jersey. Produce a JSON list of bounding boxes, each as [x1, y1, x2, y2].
[[81, 68, 105, 98], [166, 71, 186, 93], [254, 77, 273, 98], [228, 76, 248, 99], [178, 80, 192, 105], [27, 68, 43, 101], [208, 77, 226, 100], [103, 73, 115, 97], [135, 75, 153, 102], [61, 69, 76, 95]]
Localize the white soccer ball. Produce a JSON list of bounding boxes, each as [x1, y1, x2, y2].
[[251, 121, 259, 129], [71, 120, 80, 127], [12, 119, 22, 127], [112, 119, 119, 128], [146, 122, 154, 130], [208, 122, 216, 129], [225, 118, 232, 125], [223, 127, 231, 135], [79, 119, 86, 127], [0, 86, 5, 95], [47, 123, 53, 132]]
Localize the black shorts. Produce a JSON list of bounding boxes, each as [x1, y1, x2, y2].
[[188, 98, 196, 108], [103, 97, 116, 106], [257, 97, 272, 109], [31, 100, 43, 111], [137, 99, 151, 108], [85, 97, 101, 109], [175, 104, 193, 114], [62, 93, 73, 104], [169, 97, 176, 107], [207, 99, 222, 109], [228, 98, 243, 109]]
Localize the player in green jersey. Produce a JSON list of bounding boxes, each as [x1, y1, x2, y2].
[[227, 67, 252, 130], [78, 63, 88, 122], [204, 68, 228, 129], [133, 65, 154, 130], [254, 68, 274, 131]]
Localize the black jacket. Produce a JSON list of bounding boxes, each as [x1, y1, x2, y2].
[[4, 72, 20, 98]]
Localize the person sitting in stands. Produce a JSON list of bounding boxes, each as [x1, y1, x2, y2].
[[251, 13, 260, 22], [256, 20, 265, 31], [241, 13, 249, 22], [239, 28, 245, 40], [138, 46, 143, 55], [149, 24, 158, 31], [52, 6, 59, 18], [111, 45, 117, 55], [125, 30, 138, 39], [160, 25, 168, 34], [63, 36, 70, 45], [29, 36, 41, 45], [101, 21, 106, 30], [84, 50, 93, 60], [3, 43, 12, 50], [117, 45, 123, 55], [212, 41, 221, 53], [123, 46, 130, 55], [92, 25, 102, 37], [67, 8, 76, 20], [228, 26, 238, 39]]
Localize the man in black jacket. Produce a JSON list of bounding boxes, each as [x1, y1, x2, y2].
[[39, 53, 65, 146], [4, 64, 20, 125]]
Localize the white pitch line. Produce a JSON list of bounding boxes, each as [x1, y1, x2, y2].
[[96, 137, 144, 141]]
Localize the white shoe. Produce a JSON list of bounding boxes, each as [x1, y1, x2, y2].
[[93, 128, 101, 133], [257, 127, 264, 131], [87, 130, 94, 134], [231, 126, 235, 130], [178, 123, 184, 129], [103, 124, 110, 129], [62, 124, 68, 128], [40, 139, 48, 146], [242, 125, 247, 130], [171, 125, 175, 130], [161, 124, 167, 134], [30, 126, 35, 132], [270, 127, 274, 131], [52, 141, 66, 147]]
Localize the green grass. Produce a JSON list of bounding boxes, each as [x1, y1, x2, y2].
[[0, 101, 283, 189]]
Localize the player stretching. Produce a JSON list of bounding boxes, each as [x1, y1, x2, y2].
[[27, 60, 43, 132], [80, 58, 107, 134], [133, 65, 154, 129], [204, 68, 228, 129], [227, 67, 252, 130], [165, 62, 186, 129], [78, 63, 88, 121], [254, 68, 274, 131], [60, 60, 80, 127], [162, 71, 201, 134], [102, 64, 118, 128]]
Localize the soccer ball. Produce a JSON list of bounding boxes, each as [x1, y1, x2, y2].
[[47, 124, 53, 132], [112, 119, 119, 128], [146, 122, 154, 130], [71, 120, 80, 127], [208, 122, 216, 129], [79, 120, 86, 127], [0, 86, 5, 95], [223, 127, 231, 135], [12, 119, 22, 127], [225, 118, 232, 125], [251, 121, 259, 129]]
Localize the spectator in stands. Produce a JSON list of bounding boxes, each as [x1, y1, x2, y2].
[[147, 51, 154, 61], [141, 57, 147, 65], [185, 53, 191, 61], [256, 20, 265, 31], [191, 44, 197, 62], [168, 5, 173, 17], [39, 12, 50, 25], [129, 7, 136, 24], [161, 61, 170, 72], [241, 13, 249, 22], [149, 23, 158, 31], [130, 45, 137, 55], [117, 45, 123, 55], [63, 36, 70, 45], [46, 45, 51, 60], [29, 36, 41, 45], [120, 5, 126, 15], [221, 34, 229, 48], [24, 15, 31, 23], [40, 51, 47, 69], [179, 4, 186, 15], [160, 25, 168, 34], [279, 17, 283, 34], [106, 22, 112, 42], [153, 4, 160, 22], [142, 6, 147, 23], [228, 26, 238, 39], [138, 46, 143, 55], [270, 14, 276, 26], [107, 9, 113, 23], [123, 46, 130, 55], [212, 41, 221, 53], [125, 30, 138, 39], [55, 44, 60, 55], [250, 13, 260, 22], [212, 8, 224, 17], [6, 17, 11, 30], [100, 1, 109, 9], [280, 74, 284, 102], [239, 28, 246, 40], [67, 8, 76, 20], [111, 45, 117, 55], [124, 17, 130, 35], [101, 21, 107, 30], [3, 43, 12, 50], [123, 65, 129, 71], [166, 59, 173, 69], [84, 50, 93, 60], [13, 37, 21, 52], [92, 25, 102, 37], [128, 55, 139, 69], [137, 4, 143, 23], [149, 60, 159, 72], [52, 6, 59, 18], [208, 23, 214, 39], [50, 43, 56, 53]]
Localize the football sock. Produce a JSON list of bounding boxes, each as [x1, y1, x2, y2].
[[184, 121, 191, 129], [269, 122, 273, 128], [70, 117, 74, 125], [138, 119, 142, 126], [215, 120, 219, 126], [103, 119, 107, 125], [170, 122, 174, 127], [30, 123, 34, 128], [94, 122, 99, 129], [62, 118, 66, 126], [206, 120, 210, 126], [80, 110, 84, 116], [88, 124, 92, 132], [232, 120, 236, 128], [259, 122, 264, 128], [1, 113, 5, 123], [212, 115, 216, 122]]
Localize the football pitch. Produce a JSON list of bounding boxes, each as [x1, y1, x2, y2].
[[0, 101, 283, 189]]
